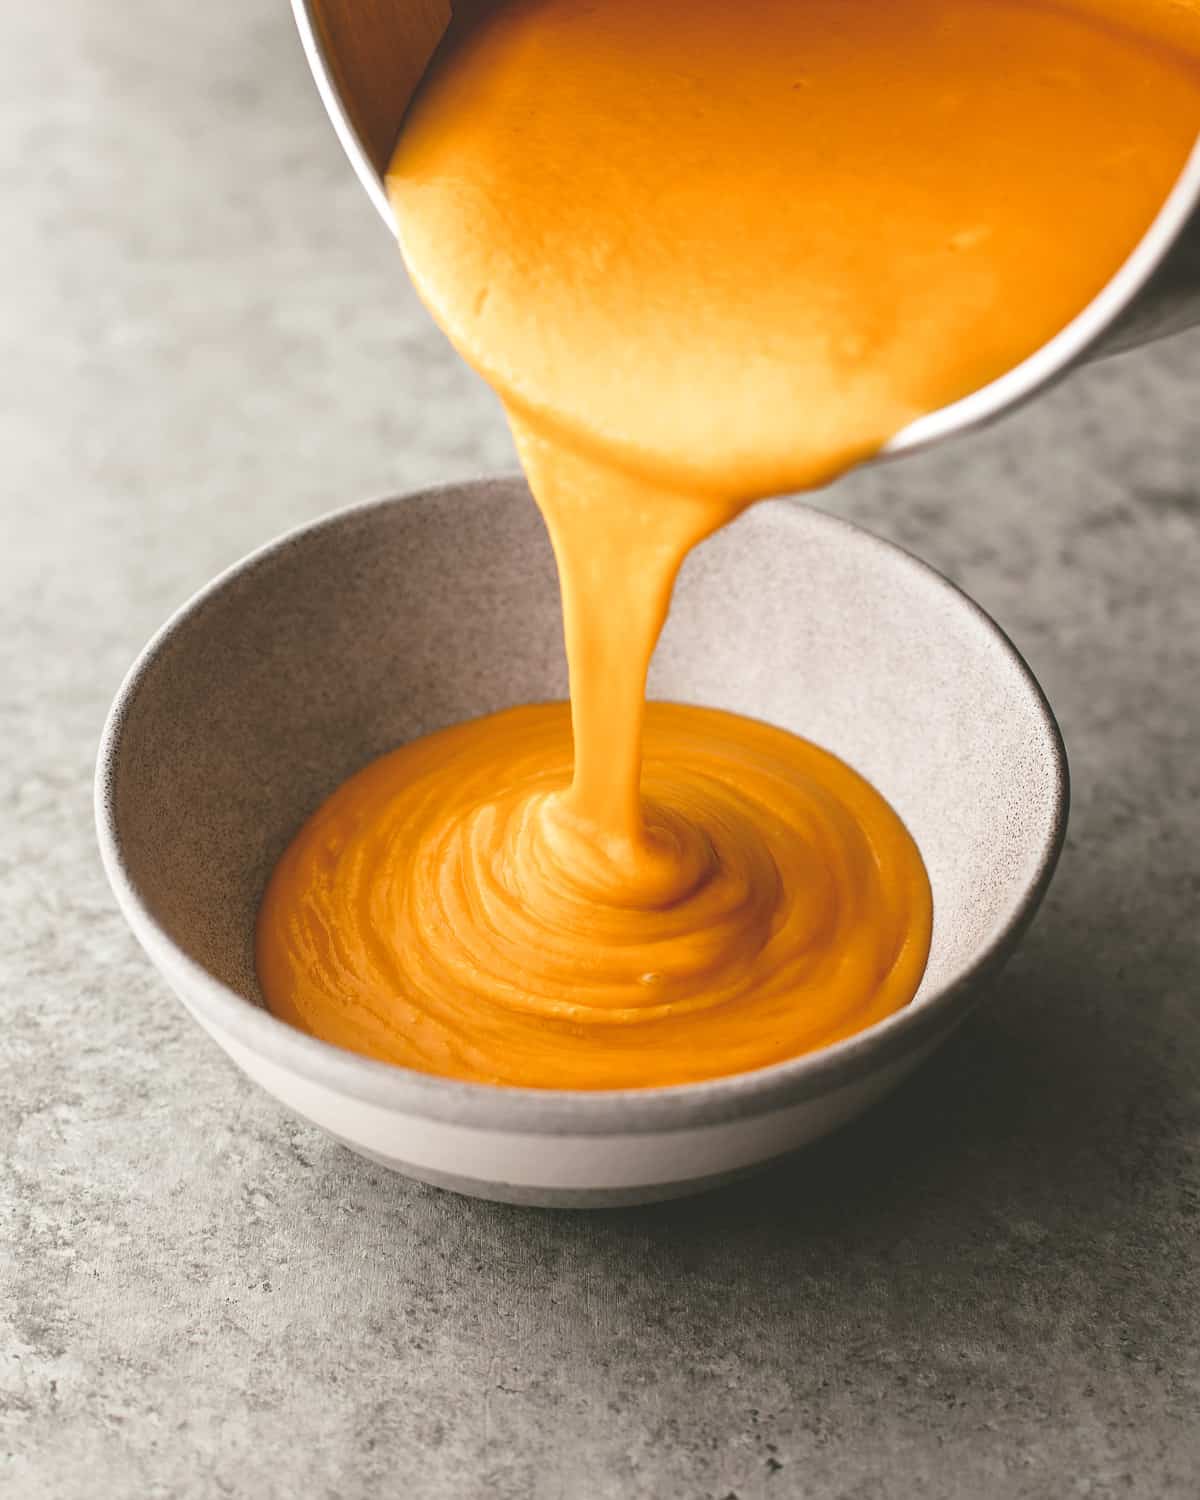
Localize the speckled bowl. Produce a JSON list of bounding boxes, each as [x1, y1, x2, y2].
[[96, 479, 1067, 1206]]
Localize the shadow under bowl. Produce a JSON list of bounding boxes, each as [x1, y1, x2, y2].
[[96, 479, 1068, 1206]]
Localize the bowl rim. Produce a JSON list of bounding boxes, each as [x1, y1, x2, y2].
[[95, 479, 1069, 1134]]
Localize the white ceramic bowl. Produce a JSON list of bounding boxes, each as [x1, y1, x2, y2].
[[96, 479, 1068, 1206]]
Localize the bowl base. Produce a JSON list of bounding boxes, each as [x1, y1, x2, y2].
[[334, 1133, 782, 1208]]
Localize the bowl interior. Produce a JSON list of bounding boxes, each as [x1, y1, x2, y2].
[[105, 479, 1064, 1039]]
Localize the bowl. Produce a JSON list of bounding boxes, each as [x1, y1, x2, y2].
[[95, 478, 1068, 1207]]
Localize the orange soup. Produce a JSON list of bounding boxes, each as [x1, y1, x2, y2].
[[258, 0, 1200, 1087]]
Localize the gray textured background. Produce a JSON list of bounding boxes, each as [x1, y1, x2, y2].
[[3, 2, 1199, 1496]]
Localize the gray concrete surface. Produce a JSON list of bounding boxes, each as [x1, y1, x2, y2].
[[3, 2, 1199, 1495]]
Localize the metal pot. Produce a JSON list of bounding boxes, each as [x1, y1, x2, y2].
[[291, 0, 1200, 461]]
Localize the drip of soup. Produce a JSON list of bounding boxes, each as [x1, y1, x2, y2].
[[257, 0, 1200, 1088]]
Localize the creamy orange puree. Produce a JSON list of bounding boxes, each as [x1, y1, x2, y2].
[[257, 0, 1200, 1088]]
